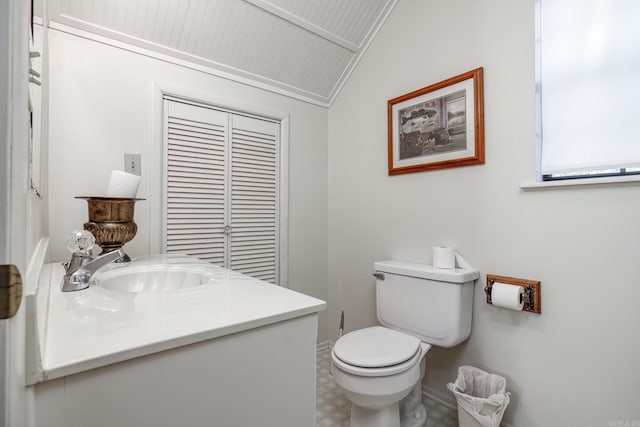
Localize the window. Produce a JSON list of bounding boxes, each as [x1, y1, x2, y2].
[[162, 97, 281, 284], [536, 0, 640, 181]]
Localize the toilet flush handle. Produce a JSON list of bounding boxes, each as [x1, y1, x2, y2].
[[372, 273, 385, 280]]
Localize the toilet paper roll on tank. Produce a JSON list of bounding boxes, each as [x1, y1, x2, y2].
[[432, 246, 456, 269], [431, 246, 474, 270]]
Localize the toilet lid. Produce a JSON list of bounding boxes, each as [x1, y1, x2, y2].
[[333, 326, 420, 368]]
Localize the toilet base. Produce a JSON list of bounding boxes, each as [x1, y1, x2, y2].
[[401, 402, 427, 427], [350, 401, 401, 427], [349, 384, 428, 427], [400, 381, 428, 427]]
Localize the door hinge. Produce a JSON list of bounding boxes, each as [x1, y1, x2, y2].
[[0, 265, 22, 319]]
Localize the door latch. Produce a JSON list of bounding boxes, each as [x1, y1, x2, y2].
[[0, 265, 22, 319]]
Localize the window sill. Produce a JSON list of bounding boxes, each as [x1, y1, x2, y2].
[[521, 174, 640, 190]]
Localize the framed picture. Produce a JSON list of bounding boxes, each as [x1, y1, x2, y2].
[[387, 67, 484, 175]]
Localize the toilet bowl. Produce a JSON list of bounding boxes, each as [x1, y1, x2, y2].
[[330, 327, 431, 427], [330, 260, 479, 427]]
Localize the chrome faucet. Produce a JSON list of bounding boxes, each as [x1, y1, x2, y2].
[[62, 249, 125, 292]]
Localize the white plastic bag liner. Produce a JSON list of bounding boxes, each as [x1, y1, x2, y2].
[[447, 366, 510, 427]]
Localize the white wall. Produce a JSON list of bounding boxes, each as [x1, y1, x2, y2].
[[47, 30, 328, 342], [328, 1, 640, 426]]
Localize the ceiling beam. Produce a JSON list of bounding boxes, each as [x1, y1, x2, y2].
[[241, 0, 360, 53]]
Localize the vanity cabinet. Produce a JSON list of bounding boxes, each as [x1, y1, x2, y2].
[[34, 315, 318, 427], [29, 260, 326, 427]]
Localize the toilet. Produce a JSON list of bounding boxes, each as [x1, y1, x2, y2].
[[330, 260, 479, 427]]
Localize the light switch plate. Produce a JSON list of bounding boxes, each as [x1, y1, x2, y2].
[[124, 153, 141, 176]]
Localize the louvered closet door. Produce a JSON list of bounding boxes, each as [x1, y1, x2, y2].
[[164, 100, 228, 265], [230, 115, 279, 283]]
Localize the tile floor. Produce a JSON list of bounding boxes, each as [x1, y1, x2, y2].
[[316, 347, 459, 427]]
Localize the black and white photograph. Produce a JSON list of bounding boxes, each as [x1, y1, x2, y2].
[[398, 89, 467, 160]]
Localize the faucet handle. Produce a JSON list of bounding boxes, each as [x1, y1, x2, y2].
[[66, 230, 95, 255]]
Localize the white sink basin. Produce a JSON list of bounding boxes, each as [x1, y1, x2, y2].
[[93, 265, 217, 293]]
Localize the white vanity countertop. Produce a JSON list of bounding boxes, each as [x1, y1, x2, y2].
[[36, 256, 326, 381]]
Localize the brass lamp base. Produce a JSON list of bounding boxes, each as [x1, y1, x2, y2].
[[77, 196, 144, 262]]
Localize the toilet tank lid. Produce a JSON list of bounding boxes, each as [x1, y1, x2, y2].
[[375, 260, 479, 283]]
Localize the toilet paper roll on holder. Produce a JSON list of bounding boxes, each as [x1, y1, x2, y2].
[[484, 274, 541, 314]]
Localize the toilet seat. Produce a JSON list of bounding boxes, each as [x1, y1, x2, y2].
[[332, 326, 422, 377]]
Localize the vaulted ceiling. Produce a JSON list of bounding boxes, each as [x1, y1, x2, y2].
[[42, 0, 398, 106]]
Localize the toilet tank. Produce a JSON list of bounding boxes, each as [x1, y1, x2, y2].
[[375, 260, 479, 348]]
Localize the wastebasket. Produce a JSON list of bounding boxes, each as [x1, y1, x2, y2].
[[447, 365, 510, 427]]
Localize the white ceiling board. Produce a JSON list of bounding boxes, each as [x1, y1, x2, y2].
[[45, 0, 398, 105]]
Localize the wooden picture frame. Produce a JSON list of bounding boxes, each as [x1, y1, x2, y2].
[[387, 67, 484, 175]]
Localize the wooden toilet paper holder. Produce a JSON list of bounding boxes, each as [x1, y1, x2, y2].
[[485, 274, 541, 314]]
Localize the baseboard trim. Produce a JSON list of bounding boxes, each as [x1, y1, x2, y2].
[[317, 341, 330, 352], [423, 385, 457, 412]]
